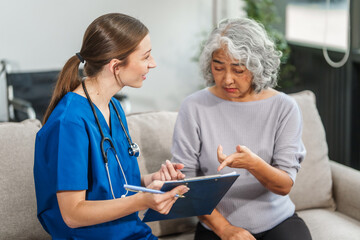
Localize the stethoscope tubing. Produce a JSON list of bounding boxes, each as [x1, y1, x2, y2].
[[81, 80, 139, 199]]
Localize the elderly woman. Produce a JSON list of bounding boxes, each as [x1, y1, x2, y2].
[[171, 18, 312, 240]]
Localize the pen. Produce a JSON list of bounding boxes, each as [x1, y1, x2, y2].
[[124, 184, 185, 198]]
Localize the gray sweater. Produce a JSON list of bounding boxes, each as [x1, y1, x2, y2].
[[171, 88, 305, 234]]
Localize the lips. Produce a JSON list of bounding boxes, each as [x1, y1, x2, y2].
[[224, 87, 237, 93], [142, 71, 149, 80]]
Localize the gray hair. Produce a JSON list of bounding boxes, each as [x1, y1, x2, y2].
[[199, 18, 282, 93]]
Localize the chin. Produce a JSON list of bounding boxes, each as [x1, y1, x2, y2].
[[133, 82, 143, 88]]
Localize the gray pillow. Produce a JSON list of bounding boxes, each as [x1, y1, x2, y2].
[[289, 90, 335, 210], [127, 111, 197, 237], [0, 119, 50, 239]]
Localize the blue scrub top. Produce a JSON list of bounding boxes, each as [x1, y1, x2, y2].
[[34, 92, 156, 240]]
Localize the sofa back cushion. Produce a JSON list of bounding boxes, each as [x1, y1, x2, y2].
[[127, 112, 197, 237], [289, 90, 335, 210], [0, 120, 50, 240]]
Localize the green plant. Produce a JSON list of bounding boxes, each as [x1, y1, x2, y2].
[[244, 0, 299, 89]]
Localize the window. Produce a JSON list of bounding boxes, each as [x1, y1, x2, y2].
[[286, 0, 349, 51]]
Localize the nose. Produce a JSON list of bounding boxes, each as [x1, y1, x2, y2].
[[224, 70, 234, 85], [148, 55, 157, 69]]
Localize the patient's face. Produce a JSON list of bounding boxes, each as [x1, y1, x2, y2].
[[210, 48, 254, 102]]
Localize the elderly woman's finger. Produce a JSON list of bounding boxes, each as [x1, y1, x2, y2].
[[217, 160, 229, 171], [236, 145, 242, 153], [217, 154, 236, 171], [217, 145, 227, 163]]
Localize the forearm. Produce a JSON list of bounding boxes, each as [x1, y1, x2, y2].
[[141, 173, 153, 187], [57, 191, 146, 228], [198, 209, 231, 237], [248, 156, 293, 195]]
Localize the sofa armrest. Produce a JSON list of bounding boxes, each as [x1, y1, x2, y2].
[[330, 160, 360, 221]]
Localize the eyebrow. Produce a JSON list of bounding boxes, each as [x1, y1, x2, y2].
[[143, 49, 152, 55], [212, 59, 241, 66]]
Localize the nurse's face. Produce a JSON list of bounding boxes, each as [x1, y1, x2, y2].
[[117, 34, 157, 88]]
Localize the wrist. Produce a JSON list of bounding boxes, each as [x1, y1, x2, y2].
[[130, 192, 148, 211], [142, 174, 153, 187], [248, 154, 263, 171], [217, 222, 232, 237]]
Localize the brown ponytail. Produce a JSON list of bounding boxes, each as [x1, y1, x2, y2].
[[43, 56, 81, 124], [42, 13, 149, 124]]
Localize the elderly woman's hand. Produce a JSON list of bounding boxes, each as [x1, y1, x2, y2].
[[217, 145, 261, 172], [220, 224, 256, 240]]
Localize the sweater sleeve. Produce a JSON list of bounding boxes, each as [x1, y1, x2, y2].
[[272, 97, 306, 183], [171, 99, 201, 178]]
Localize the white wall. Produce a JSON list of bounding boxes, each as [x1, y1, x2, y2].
[[0, 0, 243, 113]]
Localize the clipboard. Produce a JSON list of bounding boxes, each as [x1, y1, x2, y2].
[[142, 172, 240, 222]]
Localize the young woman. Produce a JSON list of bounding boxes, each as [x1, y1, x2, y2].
[[34, 13, 188, 240]]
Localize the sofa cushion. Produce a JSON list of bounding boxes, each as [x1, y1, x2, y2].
[[289, 90, 335, 210], [127, 111, 198, 237], [0, 119, 50, 239], [298, 209, 360, 240]]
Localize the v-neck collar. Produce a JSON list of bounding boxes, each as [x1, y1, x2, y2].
[[69, 92, 116, 138], [93, 101, 114, 137]]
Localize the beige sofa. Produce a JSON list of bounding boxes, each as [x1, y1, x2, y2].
[[1, 90, 360, 240]]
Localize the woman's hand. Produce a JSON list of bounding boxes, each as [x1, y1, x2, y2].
[[140, 180, 189, 214], [217, 145, 260, 172], [219, 224, 256, 240], [142, 160, 185, 187], [199, 209, 255, 240], [217, 144, 293, 195]]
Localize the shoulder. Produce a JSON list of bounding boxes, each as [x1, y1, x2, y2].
[[39, 93, 89, 135], [264, 90, 299, 111], [180, 88, 212, 110], [277, 92, 300, 113], [183, 88, 209, 103], [175, 89, 211, 123], [271, 92, 302, 123]]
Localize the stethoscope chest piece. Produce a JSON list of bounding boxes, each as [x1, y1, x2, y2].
[[128, 143, 140, 157]]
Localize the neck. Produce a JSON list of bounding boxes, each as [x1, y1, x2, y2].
[[82, 76, 121, 110]]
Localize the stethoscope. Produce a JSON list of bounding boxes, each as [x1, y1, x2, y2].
[[82, 80, 140, 199]]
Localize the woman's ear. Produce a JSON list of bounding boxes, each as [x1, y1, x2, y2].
[[109, 59, 122, 74]]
